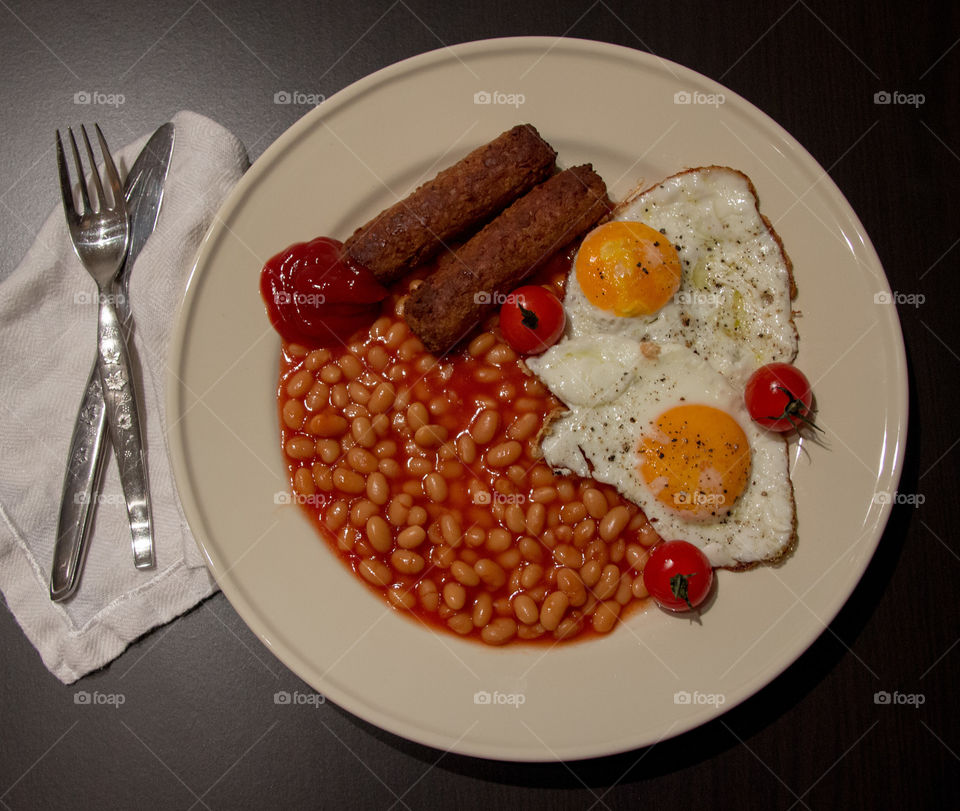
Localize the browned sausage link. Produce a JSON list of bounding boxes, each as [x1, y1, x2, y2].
[[404, 164, 610, 355], [342, 124, 557, 285]]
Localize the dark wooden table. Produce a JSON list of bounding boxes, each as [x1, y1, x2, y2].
[[2, 1, 957, 808]]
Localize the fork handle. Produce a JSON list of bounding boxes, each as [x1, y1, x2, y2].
[[50, 368, 108, 600], [96, 294, 155, 569]]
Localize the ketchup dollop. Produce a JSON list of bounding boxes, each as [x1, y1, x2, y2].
[[260, 236, 388, 347]]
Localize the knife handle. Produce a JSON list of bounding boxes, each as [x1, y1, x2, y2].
[[50, 368, 109, 601], [97, 293, 155, 570]]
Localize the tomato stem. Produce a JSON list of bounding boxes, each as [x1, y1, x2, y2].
[[669, 572, 697, 612], [519, 303, 539, 330], [768, 386, 823, 434]]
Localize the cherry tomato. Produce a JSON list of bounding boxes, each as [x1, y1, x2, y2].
[[744, 362, 820, 434], [642, 540, 714, 612], [499, 285, 565, 355]]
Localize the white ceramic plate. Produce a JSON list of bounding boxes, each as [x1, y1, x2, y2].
[[167, 37, 907, 761]]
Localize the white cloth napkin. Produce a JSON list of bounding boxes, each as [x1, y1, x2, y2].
[[0, 111, 249, 683]]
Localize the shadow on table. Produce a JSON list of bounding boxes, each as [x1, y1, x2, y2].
[[332, 358, 920, 788]]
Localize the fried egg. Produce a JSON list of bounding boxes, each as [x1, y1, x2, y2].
[[526, 166, 799, 567], [530, 339, 795, 568], [563, 166, 797, 387]]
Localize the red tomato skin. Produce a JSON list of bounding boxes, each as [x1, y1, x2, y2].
[[744, 363, 814, 433], [642, 540, 714, 612], [499, 286, 565, 355]]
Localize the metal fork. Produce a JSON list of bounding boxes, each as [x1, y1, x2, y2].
[[56, 125, 155, 570]]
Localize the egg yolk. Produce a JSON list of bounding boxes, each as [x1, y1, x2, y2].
[[637, 404, 751, 521], [575, 221, 682, 317]]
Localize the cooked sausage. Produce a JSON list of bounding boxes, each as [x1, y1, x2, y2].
[[404, 164, 610, 354], [343, 124, 557, 284]]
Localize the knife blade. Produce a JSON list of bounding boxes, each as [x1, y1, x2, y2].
[[50, 124, 175, 601]]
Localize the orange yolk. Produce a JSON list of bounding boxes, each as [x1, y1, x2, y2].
[[637, 404, 751, 521], [575, 221, 682, 317]]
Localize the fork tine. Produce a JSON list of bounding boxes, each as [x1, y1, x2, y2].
[[79, 125, 105, 212], [55, 130, 78, 221], [95, 124, 124, 210], [67, 128, 91, 214]]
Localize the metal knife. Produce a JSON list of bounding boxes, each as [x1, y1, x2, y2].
[[50, 124, 175, 601]]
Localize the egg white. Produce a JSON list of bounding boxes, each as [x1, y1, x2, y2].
[[528, 338, 795, 568], [562, 166, 798, 388]]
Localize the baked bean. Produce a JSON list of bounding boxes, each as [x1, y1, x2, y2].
[[346, 382, 369, 407], [407, 506, 427, 526], [312, 465, 332, 491], [553, 616, 582, 640], [524, 503, 546, 537], [364, 515, 392, 553], [361, 382, 391, 415], [325, 500, 348, 531], [638, 523, 661, 547], [505, 465, 526, 486], [371, 413, 390, 438], [556, 480, 576, 502], [486, 441, 522, 468], [626, 544, 648, 572], [304, 382, 329, 412], [385, 321, 408, 348], [481, 617, 517, 645], [396, 526, 426, 549], [450, 560, 480, 587], [505, 504, 526, 534], [424, 472, 448, 502], [415, 355, 438, 375], [418, 579, 439, 611], [474, 558, 506, 589], [311, 439, 336, 465], [447, 613, 473, 635], [599, 505, 631, 541], [609, 538, 626, 563], [465, 526, 486, 548], [439, 514, 461, 547], [531, 486, 556, 504], [486, 527, 512, 553], [342, 402, 365, 420], [519, 536, 543, 563], [338, 354, 363, 380], [346, 447, 378, 474], [553, 544, 583, 568], [332, 468, 365, 494], [582, 488, 606, 518], [414, 424, 448, 448], [319, 364, 342, 384], [632, 574, 649, 599], [391, 549, 425, 575], [367, 344, 389, 372], [470, 410, 500, 445], [506, 412, 539, 441], [336, 525, 356, 553], [585, 539, 609, 566], [428, 396, 449, 417], [438, 460, 463, 479], [417, 579, 440, 611], [330, 383, 349, 410], [351, 416, 376, 448], [387, 498, 409, 526], [520, 563, 543, 589], [523, 376, 547, 396], [350, 499, 378, 527], [530, 466, 555, 487], [580, 559, 602, 588], [282, 399, 306, 430], [398, 336, 424, 361], [517, 623, 546, 640], [573, 518, 596, 546], [362, 472, 387, 505], [496, 383, 515, 402], [593, 600, 621, 633], [292, 467, 315, 496], [307, 412, 348, 438], [432, 544, 456, 568], [442, 581, 466, 610], [285, 369, 313, 398], [557, 568, 587, 606], [512, 594, 539, 625], [406, 456, 432, 476], [304, 348, 331, 371], [497, 548, 521, 569], [406, 402, 429, 431], [370, 440, 395, 460], [285, 437, 315, 460], [615, 573, 633, 605], [540, 591, 569, 632], [401, 478, 424, 498], [358, 557, 391, 587], [560, 501, 588, 525], [456, 434, 477, 464], [485, 343, 517, 364], [387, 585, 415, 611], [370, 316, 391, 338], [468, 332, 496, 357], [593, 564, 621, 601], [472, 593, 493, 628]]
